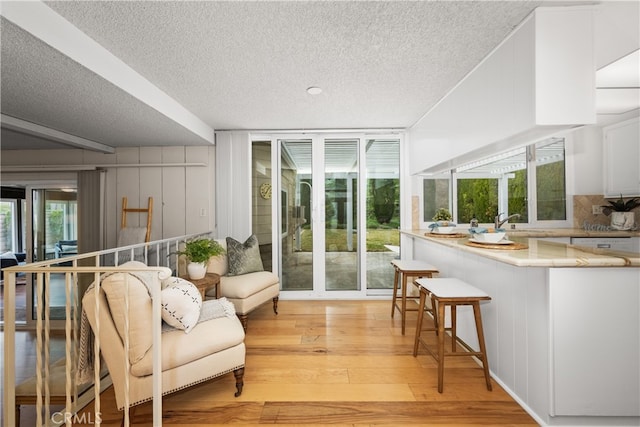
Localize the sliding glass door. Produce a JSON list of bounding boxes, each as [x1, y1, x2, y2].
[[30, 186, 77, 321], [280, 139, 314, 291], [274, 135, 400, 297], [365, 138, 400, 291], [324, 139, 359, 291]]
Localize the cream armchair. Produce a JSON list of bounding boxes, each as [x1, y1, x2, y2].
[[206, 236, 280, 330], [82, 266, 246, 415]]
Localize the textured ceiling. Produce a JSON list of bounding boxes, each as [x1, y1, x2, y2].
[[2, 0, 599, 151]]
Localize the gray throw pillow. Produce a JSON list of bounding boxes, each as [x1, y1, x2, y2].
[[226, 235, 264, 276]]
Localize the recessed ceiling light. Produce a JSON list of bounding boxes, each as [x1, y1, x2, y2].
[[306, 86, 322, 95]]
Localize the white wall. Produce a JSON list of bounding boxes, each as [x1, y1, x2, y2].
[[1, 145, 216, 248], [214, 131, 252, 241]]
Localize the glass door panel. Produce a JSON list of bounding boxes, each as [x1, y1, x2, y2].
[[365, 139, 400, 290], [325, 139, 358, 291], [252, 141, 274, 271], [32, 188, 77, 320], [280, 139, 313, 291]]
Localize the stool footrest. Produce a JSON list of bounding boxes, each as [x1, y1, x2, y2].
[[417, 336, 485, 360]]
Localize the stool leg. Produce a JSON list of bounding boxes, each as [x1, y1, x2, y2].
[[437, 300, 446, 393], [431, 294, 438, 334], [401, 273, 408, 334], [451, 305, 457, 352], [391, 268, 399, 318], [413, 288, 427, 356], [473, 302, 492, 391]]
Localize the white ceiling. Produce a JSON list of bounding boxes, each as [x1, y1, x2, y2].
[[0, 1, 636, 153]]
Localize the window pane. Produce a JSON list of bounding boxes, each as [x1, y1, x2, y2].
[[0, 200, 15, 252], [325, 139, 358, 291], [366, 139, 400, 290], [457, 178, 499, 224], [508, 168, 528, 223], [423, 178, 449, 222], [252, 141, 273, 271], [280, 139, 313, 291], [536, 139, 566, 220]]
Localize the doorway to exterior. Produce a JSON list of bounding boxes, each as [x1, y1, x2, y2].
[[252, 135, 401, 299], [0, 185, 77, 327], [30, 187, 78, 323]]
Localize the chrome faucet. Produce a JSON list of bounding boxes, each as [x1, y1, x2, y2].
[[495, 213, 521, 229]]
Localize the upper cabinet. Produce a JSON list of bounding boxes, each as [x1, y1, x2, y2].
[[603, 117, 640, 197], [409, 6, 596, 175]]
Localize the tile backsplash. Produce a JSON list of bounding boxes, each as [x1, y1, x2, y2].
[[573, 194, 640, 229]]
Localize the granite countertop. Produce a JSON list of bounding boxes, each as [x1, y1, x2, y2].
[[401, 229, 640, 267]]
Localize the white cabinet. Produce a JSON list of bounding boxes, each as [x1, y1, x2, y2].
[[409, 6, 596, 174], [550, 269, 640, 416], [603, 117, 640, 197], [571, 237, 636, 252]]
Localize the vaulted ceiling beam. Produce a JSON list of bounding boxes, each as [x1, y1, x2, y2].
[[1, 114, 115, 153]]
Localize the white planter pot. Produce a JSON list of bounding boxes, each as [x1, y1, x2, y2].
[[187, 262, 207, 280], [610, 211, 635, 230]]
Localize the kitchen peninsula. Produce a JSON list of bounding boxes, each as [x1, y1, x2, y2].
[[401, 230, 640, 426]]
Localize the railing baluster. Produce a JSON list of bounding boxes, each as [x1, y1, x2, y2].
[[93, 271, 101, 427], [44, 272, 51, 424], [2, 231, 212, 427], [151, 273, 163, 426], [65, 271, 73, 427], [35, 273, 43, 426], [123, 273, 130, 427], [72, 262, 80, 412], [3, 272, 16, 427]]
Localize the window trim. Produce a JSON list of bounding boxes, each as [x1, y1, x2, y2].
[[420, 135, 574, 229]]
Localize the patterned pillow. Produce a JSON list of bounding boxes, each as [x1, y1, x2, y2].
[[226, 235, 264, 276], [160, 278, 202, 333]]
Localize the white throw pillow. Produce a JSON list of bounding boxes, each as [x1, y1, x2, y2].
[[160, 278, 202, 333], [161, 276, 184, 290]]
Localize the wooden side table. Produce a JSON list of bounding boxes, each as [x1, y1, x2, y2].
[[182, 273, 220, 299]]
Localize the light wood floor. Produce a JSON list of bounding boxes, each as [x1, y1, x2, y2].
[[9, 300, 538, 426]]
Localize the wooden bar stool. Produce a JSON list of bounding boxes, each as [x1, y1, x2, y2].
[[413, 277, 492, 393], [390, 260, 439, 334]]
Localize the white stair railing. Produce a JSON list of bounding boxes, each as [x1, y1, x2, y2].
[[2, 232, 212, 427]]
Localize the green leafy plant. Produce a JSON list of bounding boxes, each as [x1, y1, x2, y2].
[[432, 208, 453, 222], [602, 195, 640, 215], [175, 238, 225, 264]]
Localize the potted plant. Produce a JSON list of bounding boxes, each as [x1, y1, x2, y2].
[[175, 238, 225, 279], [432, 208, 453, 225], [601, 195, 640, 230]]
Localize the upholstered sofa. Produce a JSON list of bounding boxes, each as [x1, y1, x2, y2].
[[82, 262, 246, 414], [1, 251, 26, 280], [54, 240, 77, 258], [206, 237, 280, 330]]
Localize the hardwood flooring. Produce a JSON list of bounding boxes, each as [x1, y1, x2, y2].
[[0, 282, 27, 322], [7, 300, 538, 426]]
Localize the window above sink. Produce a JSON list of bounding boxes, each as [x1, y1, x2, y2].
[[422, 137, 570, 228]]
